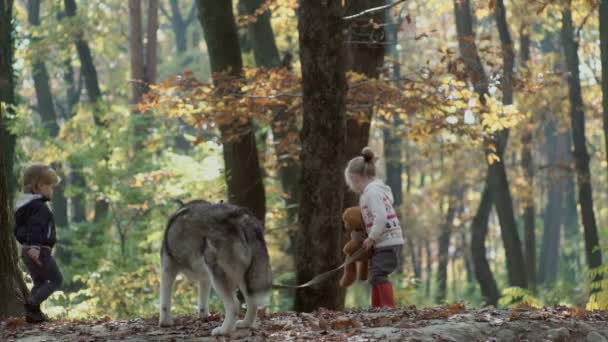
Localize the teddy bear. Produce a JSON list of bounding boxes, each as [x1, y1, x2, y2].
[[339, 206, 369, 288]]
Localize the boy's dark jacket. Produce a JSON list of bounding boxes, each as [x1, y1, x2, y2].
[[14, 193, 56, 247]]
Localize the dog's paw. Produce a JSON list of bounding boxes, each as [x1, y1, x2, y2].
[[211, 326, 233, 336], [158, 317, 173, 327], [235, 320, 256, 329]]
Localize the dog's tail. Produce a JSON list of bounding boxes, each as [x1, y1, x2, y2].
[[161, 206, 189, 261], [244, 218, 273, 308]]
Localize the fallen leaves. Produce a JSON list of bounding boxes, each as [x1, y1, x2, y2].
[[2, 306, 607, 342]]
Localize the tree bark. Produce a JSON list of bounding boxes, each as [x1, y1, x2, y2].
[[539, 121, 566, 284], [129, 0, 145, 105], [470, 182, 500, 306], [146, 0, 159, 85], [64, 0, 109, 223], [519, 23, 536, 292], [162, 0, 196, 56], [0, 0, 29, 316], [26, 0, 69, 227], [454, 0, 527, 289], [425, 239, 432, 298], [240, 0, 281, 68], [561, 6, 603, 285], [601, 0, 608, 177], [27, 0, 60, 137], [436, 186, 459, 303], [294, 0, 347, 312], [452, 0, 501, 300], [241, 0, 301, 250], [490, 0, 527, 289], [197, 0, 266, 222], [343, 0, 386, 209]]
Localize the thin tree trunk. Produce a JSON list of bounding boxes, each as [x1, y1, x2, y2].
[[26, 0, 69, 227], [539, 121, 565, 284], [294, 0, 346, 312], [436, 186, 459, 303], [561, 7, 603, 286], [64, 0, 109, 223], [129, 0, 144, 103], [241, 0, 302, 251], [343, 0, 386, 209], [601, 0, 608, 176], [491, 0, 527, 289], [240, 0, 280, 68], [425, 239, 432, 298], [519, 23, 536, 292], [562, 164, 581, 282], [197, 0, 266, 222], [454, 0, 527, 289], [453, 0, 500, 301], [162, 0, 196, 56], [470, 182, 500, 306], [0, 0, 29, 316], [145, 0, 159, 85]]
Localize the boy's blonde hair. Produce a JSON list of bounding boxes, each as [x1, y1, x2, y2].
[[22, 163, 59, 193], [344, 147, 377, 189]]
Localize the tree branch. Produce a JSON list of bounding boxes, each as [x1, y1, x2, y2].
[[343, 0, 407, 21], [185, 0, 197, 26], [159, 2, 172, 21], [575, 3, 597, 39]]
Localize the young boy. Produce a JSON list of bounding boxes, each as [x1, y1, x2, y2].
[[14, 163, 63, 323]]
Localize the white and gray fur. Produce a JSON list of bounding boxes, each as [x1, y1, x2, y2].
[[159, 200, 272, 336]]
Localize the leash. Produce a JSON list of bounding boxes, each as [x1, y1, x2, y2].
[[272, 247, 367, 289]]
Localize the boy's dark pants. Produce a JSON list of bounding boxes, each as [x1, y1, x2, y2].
[[22, 247, 63, 306], [369, 245, 402, 285]]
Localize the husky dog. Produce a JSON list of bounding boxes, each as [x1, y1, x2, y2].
[[159, 200, 272, 336]]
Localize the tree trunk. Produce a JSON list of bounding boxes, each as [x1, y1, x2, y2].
[[470, 182, 500, 306], [0, 106, 28, 318], [0, 0, 29, 316], [539, 121, 565, 284], [145, 0, 159, 85], [562, 163, 581, 282], [197, 0, 266, 222], [425, 239, 432, 298], [436, 187, 459, 303], [490, 0, 527, 289], [241, 0, 301, 250], [164, 0, 195, 56], [294, 0, 347, 312], [343, 0, 386, 209], [27, 0, 60, 137], [601, 0, 608, 177], [519, 23, 536, 292], [454, 0, 527, 289], [453, 0, 501, 299], [64, 0, 109, 223], [240, 0, 281, 68], [129, 0, 145, 104], [26, 0, 69, 227], [561, 7, 603, 285]]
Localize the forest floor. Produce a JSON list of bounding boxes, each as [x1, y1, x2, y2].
[[2, 304, 608, 341]]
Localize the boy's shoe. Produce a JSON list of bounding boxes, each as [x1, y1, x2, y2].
[[24, 303, 45, 323]]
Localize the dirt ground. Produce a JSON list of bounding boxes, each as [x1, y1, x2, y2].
[[2, 305, 608, 341]]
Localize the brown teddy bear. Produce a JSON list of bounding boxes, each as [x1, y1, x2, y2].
[[339, 206, 369, 288]]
